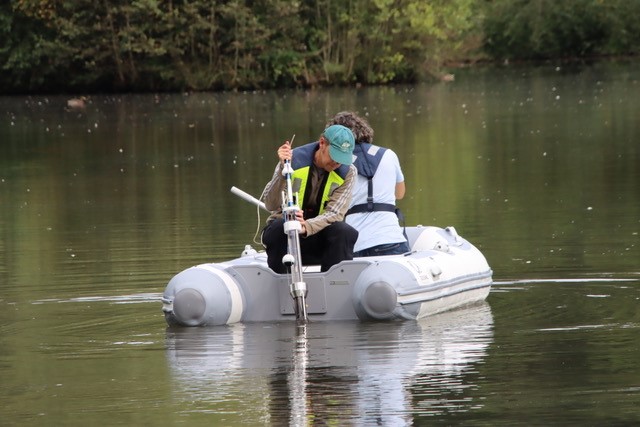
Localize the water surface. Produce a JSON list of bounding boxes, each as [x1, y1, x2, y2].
[[1, 60, 639, 425]]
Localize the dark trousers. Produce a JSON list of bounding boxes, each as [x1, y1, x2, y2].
[[353, 240, 411, 257], [262, 218, 358, 274]]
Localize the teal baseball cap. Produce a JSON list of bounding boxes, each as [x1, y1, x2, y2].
[[323, 124, 355, 165]]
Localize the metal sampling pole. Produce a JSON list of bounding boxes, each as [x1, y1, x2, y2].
[[281, 137, 308, 322]]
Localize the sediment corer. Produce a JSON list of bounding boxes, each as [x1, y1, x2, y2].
[[281, 136, 308, 323]]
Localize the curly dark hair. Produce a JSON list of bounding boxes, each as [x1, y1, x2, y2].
[[326, 111, 374, 144]]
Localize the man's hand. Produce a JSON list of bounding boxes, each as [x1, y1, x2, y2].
[[277, 141, 293, 165], [295, 209, 307, 235]]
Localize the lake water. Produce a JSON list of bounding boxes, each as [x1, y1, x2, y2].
[[1, 60, 639, 425]]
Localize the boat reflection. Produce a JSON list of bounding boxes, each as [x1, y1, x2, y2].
[[165, 302, 494, 424]]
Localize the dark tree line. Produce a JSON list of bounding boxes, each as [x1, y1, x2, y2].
[[483, 0, 640, 60], [0, 0, 638, 94]]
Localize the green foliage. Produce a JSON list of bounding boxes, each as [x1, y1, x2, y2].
[[483, 0, 640, 60], [597, 0, 640, 55], [1, 0, 638, 93], [1, 0, 484, 92], [0, 2, 59, 90]]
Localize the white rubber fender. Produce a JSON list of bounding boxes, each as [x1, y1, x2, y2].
[[164, 264, 244, 326]]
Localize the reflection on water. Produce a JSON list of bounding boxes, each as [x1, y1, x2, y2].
[[166, 303, 494, 425], [33, 292, 162, 305]]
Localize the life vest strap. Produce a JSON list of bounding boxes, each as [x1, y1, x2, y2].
[[346, 203, 397, 215]]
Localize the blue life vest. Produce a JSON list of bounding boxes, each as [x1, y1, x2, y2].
[[347, 143, 396, 215]]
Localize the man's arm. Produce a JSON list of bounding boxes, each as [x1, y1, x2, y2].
[[261, 162, 286, 212], [395, 181, 406, 200], [261, 141, 294, 212]]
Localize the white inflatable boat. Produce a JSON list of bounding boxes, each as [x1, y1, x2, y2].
[[161, 225, 492, 326]]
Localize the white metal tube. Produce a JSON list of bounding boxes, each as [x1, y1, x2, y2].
[[230, 186, 268, 211]]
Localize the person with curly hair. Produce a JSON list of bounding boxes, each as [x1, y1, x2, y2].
[[327, 111, 410, 257]]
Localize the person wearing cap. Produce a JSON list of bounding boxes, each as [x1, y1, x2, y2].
[[260, 124, 359, 273], [327, 111, 410, 257]]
